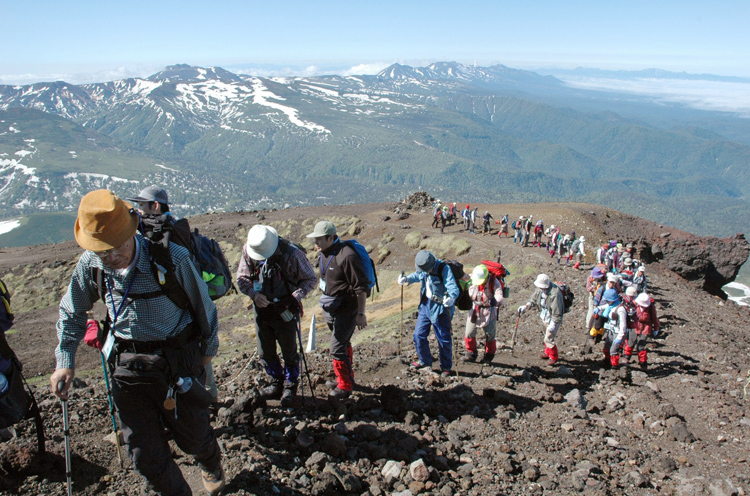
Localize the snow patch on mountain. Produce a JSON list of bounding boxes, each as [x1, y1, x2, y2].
[[250, 79, 329, 134]]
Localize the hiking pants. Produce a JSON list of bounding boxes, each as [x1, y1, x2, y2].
[[413, 303, 453, 371], [440, 217, 446, 233], [542, 319, 560, 349], [464, 314, 497, 344], [323, 309, 357, 363], [112, 350, 221, 496], [603, 327, 627, 357], [586, 293, 595, 331], [256, 314, 300, 382], [626, 329, 649, 354], [514, 228, 521, 242]]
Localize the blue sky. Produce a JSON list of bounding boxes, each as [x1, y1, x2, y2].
[[2, 0, 749, 84]]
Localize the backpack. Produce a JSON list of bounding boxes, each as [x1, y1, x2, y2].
[[190, 229, 234, 300], [481, 260, 510, 297], [140, 214, 234, 300], [438, 260, 472, 311], [339, 240, 379, 296], [554, 282, 575, 313], [0, 280, 45, 454], [0, 278, 13, 332]]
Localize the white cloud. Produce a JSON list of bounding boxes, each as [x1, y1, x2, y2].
[[559, 76, 750, 116], [342, 62, 394, 76]]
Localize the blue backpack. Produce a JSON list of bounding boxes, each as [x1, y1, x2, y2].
[[340, 240, 379, 296]]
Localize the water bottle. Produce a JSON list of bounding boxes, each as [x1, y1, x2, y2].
[[175, 376, 212, 409], [0, 372, 8, 395]]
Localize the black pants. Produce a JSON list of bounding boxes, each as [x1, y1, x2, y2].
[[255, 314, 300, 381], [112, 346, 221, 496]]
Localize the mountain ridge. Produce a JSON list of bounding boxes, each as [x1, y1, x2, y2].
[[1, 62, 749, 239]]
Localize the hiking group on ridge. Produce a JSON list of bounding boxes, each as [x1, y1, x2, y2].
[[39, 188, 664, 495]]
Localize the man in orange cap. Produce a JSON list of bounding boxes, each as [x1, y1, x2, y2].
[[50, 190, 225, 496]]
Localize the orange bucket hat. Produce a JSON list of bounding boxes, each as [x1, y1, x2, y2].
[[74, 190, 138, 251]]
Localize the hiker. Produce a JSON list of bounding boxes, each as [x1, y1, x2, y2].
[[571, 236, 586, 269], [448, 202, 457, 225], [512, 216, 521, 243], [470, 207, 478, 234], [533, 220, 544, 247], [499, 214, 509, 237], [585, 266, 606, 332], [50, 190, 225, 496], [431, 204, 441, 229], [440, 207, 448, 234], [482, 211, 494, 235], [462, 265, 504, 363], [522, 215, 533, 247], [545, 225, 556, 251], [517, 274, 565, 365], [557, 234, 571, 265], [398, 250, 459, 376], [462, 205, 471, 231], [306, 221, 369, 399], [633, 265, 647, 293], [128, 185, 219, 403], [595, 242, 608, 265], [620, 257, 635, 285], [236, 225, 317, 406], [594, 287, 636, 368], [629, 292, 659, 369], [0, 279, 12, 375]]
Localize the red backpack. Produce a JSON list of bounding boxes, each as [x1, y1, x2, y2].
[[481, 260, 509, 294]]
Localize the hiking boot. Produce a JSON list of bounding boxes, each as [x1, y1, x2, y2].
[[325, 379, 338, 389], [440, 370, 451, 378], [639, 362, 648, 371], [480, 353, 494, 363], [462, 351, 478, 362], [201, 465, 226, 496], [328, 387, 351, 399], [279, 381, 297, 407], [547, 358, 557, 366], [259, 378, 283, 400], [540, 351, 550, 360]]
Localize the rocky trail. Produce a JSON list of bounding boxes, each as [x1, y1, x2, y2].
[[0, 196, 749, 495]]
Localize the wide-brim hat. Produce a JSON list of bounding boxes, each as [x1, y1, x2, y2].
[[415, 250, 436, 273], [534, 273, 551, 289], [591, 267, 604, 278], [602, 288, 620, 303], [74, 190, 138, 251], [245, 225, 279, 260], [635, 293, 651, 307], [625, 286, 637, 297], [306, 220, 337, 238]]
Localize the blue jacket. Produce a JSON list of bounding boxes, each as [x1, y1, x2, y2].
[[404, 260, 460, 323]]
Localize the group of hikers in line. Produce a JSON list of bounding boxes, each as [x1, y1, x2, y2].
[[431, 202, 586, 268], [42, 187, 661, 495]]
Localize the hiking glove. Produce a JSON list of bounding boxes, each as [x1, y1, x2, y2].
[[442, 297, 455, 308], [397, 274, 407, 285], [517, 305, 526, 316]]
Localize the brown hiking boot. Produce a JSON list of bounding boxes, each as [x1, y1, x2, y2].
[[202, 465, 225, 496], [480, 353, 494, 363]]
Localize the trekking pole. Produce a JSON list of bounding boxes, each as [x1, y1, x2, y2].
[[510, 316, 521, 356], [295, 317, 317, 401], [100, 352, 123, 467], [58, 381, 73, 496], [399, 272, 405, 357]]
